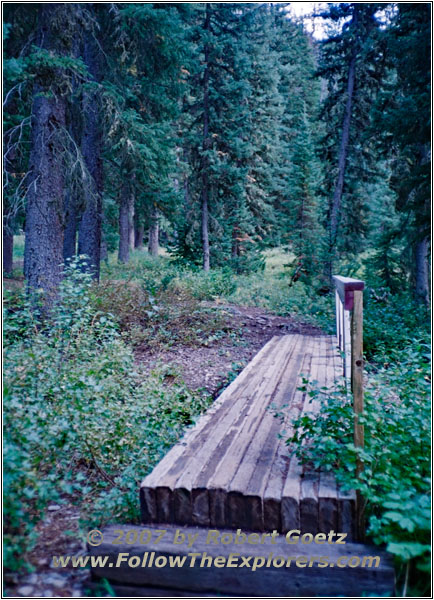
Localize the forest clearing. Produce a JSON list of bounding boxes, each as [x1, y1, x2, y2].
[[3, 2, 431, 598]]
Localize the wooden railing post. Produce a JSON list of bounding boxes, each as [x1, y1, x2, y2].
[[351, 289, 364, 469], [332, 275, 365, 540]]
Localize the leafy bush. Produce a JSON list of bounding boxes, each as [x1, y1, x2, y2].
[[288, 338, 431, 596], [174, 267, 237, 301], [229, 271, 333, 327], [3, 264, 211, 570], [363, 289, 429, 362]]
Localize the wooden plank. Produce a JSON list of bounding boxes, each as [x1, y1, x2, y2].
[[140, 337, 282, 523], [200, 335, 298, 528], [261, 335, 315, 531], [90, 524, 395, 598], [281, 455, 302, 532], [318, 337, 339, 534], [169, 335, 294, 527], [300, 335, 329, 534], [343, 308, 351, 381], [185, 337, 296, 527], [228, 335, 306, 530], [280, 335, 315, 531], [300, 471, 319, 534], [332, 275, 365, 311], [338, 487, 356, 542], [319, 471, 338, 533], [351, 289, 364, 466]]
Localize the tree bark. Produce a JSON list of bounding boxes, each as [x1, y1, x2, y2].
[[77, 20, 103, 280], [118, 182, 134, 263], [129, 201, 135, 251], [63, 190, 78, 262], [148, 206, 159, 256], [100, 235, 108, 263], [329, 53, 356, 249], [415, 236, 429, 306], [201, 4, 211, 272], [24, 5, 67, 307], [3, 225, 13, 274], [135, 224, 145, 249]]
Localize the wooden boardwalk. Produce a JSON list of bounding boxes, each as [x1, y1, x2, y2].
[[140, 334, 356, 539]]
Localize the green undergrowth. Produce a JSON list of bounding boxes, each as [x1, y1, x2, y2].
[[96, 252, 240, 350], [3, 263, 212, 571], [288, 338, 431, 596]]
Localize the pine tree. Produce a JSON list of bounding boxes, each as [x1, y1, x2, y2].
[[77, 5, 104, 279], [24, 4, 85, 306], [376, 3, 430, 304], [318, 3, 386, 274]]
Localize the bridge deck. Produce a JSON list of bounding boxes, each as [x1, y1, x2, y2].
[[140, 334, 355, 538]]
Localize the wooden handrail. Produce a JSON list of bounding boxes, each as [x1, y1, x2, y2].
[[333, 275, 365, 540]]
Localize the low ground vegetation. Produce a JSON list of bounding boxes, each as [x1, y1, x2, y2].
[[4, 245, 430, 597]]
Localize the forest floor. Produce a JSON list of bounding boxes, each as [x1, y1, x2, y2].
[[4, 291, 320, 598]]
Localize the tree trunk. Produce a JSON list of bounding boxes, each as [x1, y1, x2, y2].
[[148, 206, 159, 256], [329, 52, 356, 251], [24, 5, 67, 307], [63, 190, 77, 262], [201, 4, 211, 272], [77, 21, 102, 280], [415, 236, 429, 306], [129, 201, 135, 250], [135, 224, 145, 249], [118, 182, 133, 263], [100, 235, 108, 263], [3, 225, 13, 274]]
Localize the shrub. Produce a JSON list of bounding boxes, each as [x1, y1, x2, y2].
[[288, 338, 431, 596], [3, 264, 211, 570], [174, 267, 237, 301]]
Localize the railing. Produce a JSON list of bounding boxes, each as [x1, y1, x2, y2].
[[333, 275, 365, 539]]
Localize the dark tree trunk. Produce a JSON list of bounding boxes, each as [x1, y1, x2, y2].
[[201, 5, 211, 272], [3, 225, 13, 274], [77, 21, 102, 280], [415, 236, 429, 306], [148, 206, 159, 256], [329, 53, 356, 250], [100, 235, 108, 263], [118, 182, 134, 263], [24, 5, 67, 306], [129, 201, 135, 251], [63, 190, 78, 262], [135, 224, 145, 249], [63, 32, 81, 266]]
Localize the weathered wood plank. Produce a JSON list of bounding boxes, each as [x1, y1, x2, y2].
[[169, 336, 294, 527], [228, 335, 306, 530], [140, 334, 356, 538], [141, 337, 282, 523], [90, 524, 395, 598], [261, 335, 316, 531], [338, 486, 356, 542], [202, 336, 298, 527], [319, 471, 338, 534], [280, 336, 317, 532]]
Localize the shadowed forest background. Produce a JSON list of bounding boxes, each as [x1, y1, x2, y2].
[[3, 2, 431, 597]]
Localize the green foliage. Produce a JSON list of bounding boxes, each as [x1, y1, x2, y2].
[[175, 268, 237, 301], [288, 339, 431, 595], [363, 290, 429, 362], [228, 248, 333, 328], [97, 259, 236, 349], [3, 263, 211, 570]]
